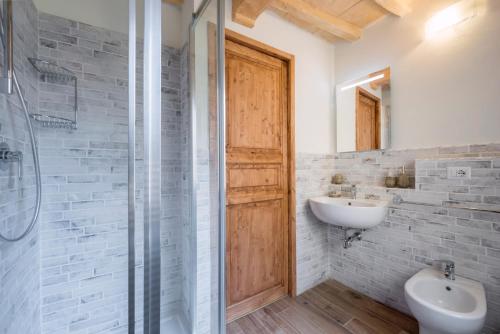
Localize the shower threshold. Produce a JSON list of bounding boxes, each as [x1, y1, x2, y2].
[[161, 314, 189, 334]]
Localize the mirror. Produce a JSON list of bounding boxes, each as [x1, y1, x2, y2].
[[336, 67, 391, 153]]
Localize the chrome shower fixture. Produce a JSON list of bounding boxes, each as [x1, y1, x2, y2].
[[0, 142, 23, 180]]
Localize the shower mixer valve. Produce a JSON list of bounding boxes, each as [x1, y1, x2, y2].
[[0, 142, 23, 180]]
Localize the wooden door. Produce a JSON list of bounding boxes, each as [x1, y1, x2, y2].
[[225, 37, 289, 322], [356, 87, 381, 151]]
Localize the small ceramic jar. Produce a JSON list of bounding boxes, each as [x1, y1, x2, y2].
[[398, 174, 410, 188], [332, 173, 344, 185], [385, 176, 397, 188]]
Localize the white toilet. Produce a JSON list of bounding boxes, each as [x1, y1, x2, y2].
[[404, 267, 487, 334]]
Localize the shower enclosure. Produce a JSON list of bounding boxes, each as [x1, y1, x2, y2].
[[0, 0, 225, 333]]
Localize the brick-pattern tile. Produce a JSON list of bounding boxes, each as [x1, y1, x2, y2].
[[36, 12, 185, 334], [296, 153, 335, 294], [179, 44, 193, 331], [327, 149, 500, 333], [0, 0, 40, 333]]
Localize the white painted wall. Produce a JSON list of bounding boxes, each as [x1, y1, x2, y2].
[[334, 0, 500, 150], [336, 86, 356, 152], [33, 0, 183, 48], [225, 1, 336, 154]]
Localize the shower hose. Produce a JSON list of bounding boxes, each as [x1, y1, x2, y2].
[[0, 10, 42, 242]]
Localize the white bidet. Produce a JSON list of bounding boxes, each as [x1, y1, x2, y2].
[[404, 267, 487, 334]]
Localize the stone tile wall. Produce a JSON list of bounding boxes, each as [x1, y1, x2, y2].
[[295, 153, 335, 294], [35, 12, 185, 334], [0, 0, 40, 333], [179, 44, 193, 331], [332, 143, 500, 188], [195, 149, 211, 334], [326, 146, 500, 333]]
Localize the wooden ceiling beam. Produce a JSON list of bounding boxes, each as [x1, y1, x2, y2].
[[373, 0, 411, 16], [232, 0, 273, 28], [270, 0, 362, 42]]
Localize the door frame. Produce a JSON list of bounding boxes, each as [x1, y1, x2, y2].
[[224, 29, 297, 300], [355, 86, 381, 151]]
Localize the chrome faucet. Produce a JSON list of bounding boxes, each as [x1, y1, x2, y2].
[[435, 260, 455, 280], [351, 184, 357, 199]]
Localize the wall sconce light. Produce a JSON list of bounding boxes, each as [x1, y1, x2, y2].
[[426, 0, 477, 38]]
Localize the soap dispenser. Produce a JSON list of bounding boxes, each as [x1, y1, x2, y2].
[[397, 166, 410, 188], [385, 168, 397, 188]]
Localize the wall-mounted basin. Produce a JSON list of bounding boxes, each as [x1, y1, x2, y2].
[[309, 196, 388, 229]]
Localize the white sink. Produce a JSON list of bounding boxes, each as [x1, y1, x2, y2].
[[405, 268, 487, 334], [309, 196, 388, 229]]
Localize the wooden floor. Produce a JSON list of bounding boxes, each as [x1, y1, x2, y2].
[[227, 280, 418, 334]]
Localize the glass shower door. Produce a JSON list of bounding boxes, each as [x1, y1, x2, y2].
[[127, 0, 161, 332], [128, 0, 197, 333], [190, 0, 225, 333], [128, 0, 225, 333], [129, 0, 164, 332]]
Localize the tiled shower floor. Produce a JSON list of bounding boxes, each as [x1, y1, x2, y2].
[[161, 315, 188, 334]]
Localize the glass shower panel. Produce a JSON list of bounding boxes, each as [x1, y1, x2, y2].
[[191, 0, 224, 333], [130, 0, 194, 333], [159, 2, 191, 333], [34, 2, 131, 334], [0, 0, 196, 332], [0, 1, 40, 333]]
